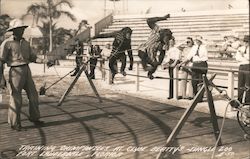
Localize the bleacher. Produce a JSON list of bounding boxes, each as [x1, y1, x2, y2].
[[92, 9, 249, 60]]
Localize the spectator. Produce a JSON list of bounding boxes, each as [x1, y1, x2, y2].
[[162, 37, 181, 99], [101, 43, 112, 60], [219, 34, 241, 58], [89, 45, 101, 79], [235, 35, 249, 104], [180, 35, 208, 99], [99, 43, 112, 79], [178, 37, 194, 100]]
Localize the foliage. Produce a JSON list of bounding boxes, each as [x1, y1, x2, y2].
[[23, 0, 77, 52], [0, 14, 12, 44]]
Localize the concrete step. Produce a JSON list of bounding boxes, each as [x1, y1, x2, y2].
[[113, 17, 249, 25], [110, 22, 247, 29], [113, 13, 248, 21], [103, 26, 238, 33], [107, 24, 244, 31]]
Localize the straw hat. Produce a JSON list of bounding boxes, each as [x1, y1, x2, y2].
[[194, 35, 204, 43], [7, 19, 28, 32]]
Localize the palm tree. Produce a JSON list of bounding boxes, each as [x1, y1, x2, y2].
[[24, 0, 76, 52], [45, 0, 76, 52], [22, 4, 46, 27]]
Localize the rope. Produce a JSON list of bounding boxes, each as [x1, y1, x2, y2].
[[210, 98, 242, 159]]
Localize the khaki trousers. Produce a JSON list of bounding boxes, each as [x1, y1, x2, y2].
[[8, 65, 40, 126]]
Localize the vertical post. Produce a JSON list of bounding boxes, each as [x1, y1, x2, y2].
[[43, 51, 47, 73], [227, 71, 234, 99], [101, 59, 106, 81], [105, 60, 112, 84], [173, 67, 179, 99], [135, 62, 139, 91], [0, 90, 2, 104]]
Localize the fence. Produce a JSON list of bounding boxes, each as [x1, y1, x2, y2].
[[87, 59, 242, 100]]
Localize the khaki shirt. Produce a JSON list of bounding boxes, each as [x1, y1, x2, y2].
[[0, 38, 37, 67]]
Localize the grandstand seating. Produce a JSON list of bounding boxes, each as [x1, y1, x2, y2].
[[92, 9, 249, 59]]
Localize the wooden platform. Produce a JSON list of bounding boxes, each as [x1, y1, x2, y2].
[[0, 92, 249, 159]]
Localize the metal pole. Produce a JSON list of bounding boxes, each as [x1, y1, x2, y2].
[[136, 62, 139, 91]]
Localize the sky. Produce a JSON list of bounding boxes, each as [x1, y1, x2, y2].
[[0, 0, 249, 30]]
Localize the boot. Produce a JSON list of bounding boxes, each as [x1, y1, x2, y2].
[[111, 73, 115, 84], [128, 65, 133, 70], [121, 71, 127, 76]]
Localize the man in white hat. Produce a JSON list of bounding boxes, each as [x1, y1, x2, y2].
[[0, 19, 44, 131], [180, 35, 208, 100]]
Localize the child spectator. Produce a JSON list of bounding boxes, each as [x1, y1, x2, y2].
[[89, 45, 101, 79]]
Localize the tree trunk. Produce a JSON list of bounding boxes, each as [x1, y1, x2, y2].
[[49, 17, 53, 52], [48, 0, 53, 52]]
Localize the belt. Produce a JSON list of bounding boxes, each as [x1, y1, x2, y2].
[[10, 64, 28, 68], [193, 61, 207, 63]]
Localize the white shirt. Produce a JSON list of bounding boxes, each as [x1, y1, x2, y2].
[[235, 45, 249, 65], [165, 47, 181, 63], [101, 47, 111, 58], [187, 44, 208, 62]]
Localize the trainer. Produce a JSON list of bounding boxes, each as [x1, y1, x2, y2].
[[0, 19, 44, 131]]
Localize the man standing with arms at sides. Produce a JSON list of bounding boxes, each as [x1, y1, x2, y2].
[[0, 19, 45, 131]]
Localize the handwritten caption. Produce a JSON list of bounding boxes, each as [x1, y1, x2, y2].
[[16, 145, 234, 158]]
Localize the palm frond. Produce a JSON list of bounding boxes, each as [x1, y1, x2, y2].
[[54, 0, 74, 8], [56, 11, 77, 22]]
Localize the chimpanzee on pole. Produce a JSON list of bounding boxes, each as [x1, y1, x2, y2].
[[138, 14, 173, 79]]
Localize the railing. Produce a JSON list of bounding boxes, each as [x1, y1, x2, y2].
[[92, 60, 242, 100], [94, 13, 113, 36]]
